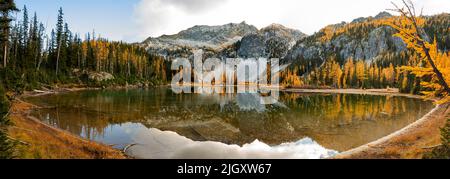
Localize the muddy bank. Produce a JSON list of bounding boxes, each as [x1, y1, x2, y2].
[[7, 99, 126, 159], [334, 103, 449, 159]]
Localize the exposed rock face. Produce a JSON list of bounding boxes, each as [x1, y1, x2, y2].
[[338, 26, 406, 61], [237, 33, 266, 58], [140, 12, 449, 69], [142, 22, 258, 57], [285, 13, 407, 64], [141, 22, 306, 61], [375, 11, 393, 19], [237, 24, 307, 58], [351, 12, 392, 24]]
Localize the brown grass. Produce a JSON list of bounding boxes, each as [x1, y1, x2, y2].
[[7, 99, 126, 159], [334, 103, 450, 159]]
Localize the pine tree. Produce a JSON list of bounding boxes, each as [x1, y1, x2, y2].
[[442, 119, 450, 149], [35, 22, 44, 70], [21, 5, 28, 47], [18, 5, 30, 70], [425, 118, 450, 159], [0, 5, 169, 89], [0, 0, 18, 68], [29, 12, 40, 69], [55, 7, 64, 76]]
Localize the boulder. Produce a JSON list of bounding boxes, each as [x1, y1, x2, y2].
[[88, 71, 114, 82]]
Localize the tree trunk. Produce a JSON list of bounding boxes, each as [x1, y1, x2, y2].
[[422, 43, 450, 93], [77, 49, 80, 69], [400, 1, 450, 94], [56, 38, 62, 76], [34, 44, 39, 69], [127, 59, 131, 78], [127, 53, 131, 77], [36, 53, 42, 71], [3, 42, 7, 68], [411, 16, 450, 94]]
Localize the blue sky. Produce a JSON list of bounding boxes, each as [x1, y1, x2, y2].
[[15, 0, 450, 43], [16, 0, 141, 42]]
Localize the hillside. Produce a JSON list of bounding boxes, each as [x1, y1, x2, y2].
[[141, 12, 449, 68], [285, 12, 450, 68], [137, 12, 450, 91]]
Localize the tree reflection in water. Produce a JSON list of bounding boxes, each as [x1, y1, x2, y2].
[[26, 88, 434, 152]]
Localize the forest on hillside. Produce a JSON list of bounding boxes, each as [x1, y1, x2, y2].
[[0, 5, 169, 93], [0, 1, 170, 158], [282, 13, 450, 95]]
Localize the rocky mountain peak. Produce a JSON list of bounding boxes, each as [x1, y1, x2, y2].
[[142, 22, 258, 54], [351, 11, 393, 23], [236, 24, 307, 58], [375, 11, 393, 19], [142, 22, 306, 60], [261, 23, 306, 38]]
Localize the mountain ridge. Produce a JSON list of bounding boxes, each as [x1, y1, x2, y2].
[[140, 12, 449, 68], [141, 22, 307, 59], [142, 21, 258, 56]]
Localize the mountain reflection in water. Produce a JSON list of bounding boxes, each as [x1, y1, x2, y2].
[[125, 126, 338, 159], [25, 88, 434, 158]]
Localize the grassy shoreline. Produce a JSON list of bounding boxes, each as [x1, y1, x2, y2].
[[285, 88, 449, 159], [334, 103, 449, 159], [7, 97, 126, 159]]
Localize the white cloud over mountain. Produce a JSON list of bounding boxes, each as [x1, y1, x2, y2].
[[133, 0, 450, 41]]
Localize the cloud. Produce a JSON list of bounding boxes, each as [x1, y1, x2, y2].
[[163, 0, 228, 13], [132, 0, 450, 41], [126, 128, 338, 159], [132, 0, 228, 40]]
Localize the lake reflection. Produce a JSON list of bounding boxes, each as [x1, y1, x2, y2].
[[25, 88, 434, 155]]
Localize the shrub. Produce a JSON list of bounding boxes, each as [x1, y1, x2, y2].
[[0, 86, 10, 126], [0, 86, 15, 159], [424, 118, 450, 159]]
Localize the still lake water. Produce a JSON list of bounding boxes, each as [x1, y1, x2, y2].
[[24, 88, 434, 158]]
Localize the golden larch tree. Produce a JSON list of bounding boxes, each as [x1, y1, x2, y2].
[[386, 0, 450, 103]]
